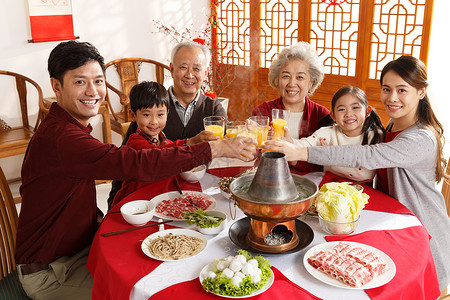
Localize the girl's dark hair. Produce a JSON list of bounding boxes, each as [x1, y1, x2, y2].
[[129, 81, 169, 113], [380, 55, 447, 182], [48, 40, 105, 85], [331, 85, 385, 145]]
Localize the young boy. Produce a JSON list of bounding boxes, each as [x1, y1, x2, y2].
[[111, 81, 198, 207]]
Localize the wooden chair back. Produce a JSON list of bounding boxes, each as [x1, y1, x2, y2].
[[0, 164, 19, 279], [441, 163, 450, 218], [104, 58, 170, 138], [0, 70, 45, 159]]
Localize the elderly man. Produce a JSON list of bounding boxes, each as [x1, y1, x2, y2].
[[15, 40, 255, 300], [163, 41, 227, 141]]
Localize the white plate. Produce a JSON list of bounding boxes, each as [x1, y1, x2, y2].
[[150, 191, 216, 221], [141, 228, 207, 262], [303, 241, 396, 289], [199, 262, 274, 298]]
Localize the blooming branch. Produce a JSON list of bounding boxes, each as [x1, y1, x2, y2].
[[152, 19, 234, 97]]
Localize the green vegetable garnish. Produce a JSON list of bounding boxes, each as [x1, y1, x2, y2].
[[201, 250, 271, 296], [182, 209, 224, 228]]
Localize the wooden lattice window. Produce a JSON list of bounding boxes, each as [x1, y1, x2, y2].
[[260, 0, 300, 67], [212, 0, 434, 124], [215, 0, 251, 66], [310, 0, 360, 77], [369, 0, 428, 79]]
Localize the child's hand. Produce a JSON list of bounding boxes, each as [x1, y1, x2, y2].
[[262, 139, 308, 162], [319, 137, 328, 146], [187, 130, 219, 145]]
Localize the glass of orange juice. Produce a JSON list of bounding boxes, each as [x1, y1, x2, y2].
[[249, 116, 269, 146], [226, 121, 245, 138], [271, 109, 288, 140], [204, 116, 225, 139]]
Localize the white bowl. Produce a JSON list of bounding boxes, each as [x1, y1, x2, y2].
[[195, 210, 227, 235], [120, 200, 155, 226], [220, 188, 231, 199], [318, 214, 359, 235], [180, 164, 207, 182]]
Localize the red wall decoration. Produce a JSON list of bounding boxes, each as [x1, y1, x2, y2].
[[27, 0, 77, 43]]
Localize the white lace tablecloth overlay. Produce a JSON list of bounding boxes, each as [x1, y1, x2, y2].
[[131, 172, 422, 300]]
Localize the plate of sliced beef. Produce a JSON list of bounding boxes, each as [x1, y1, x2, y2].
[[303, 241, 395, 289], [151, 191, 216, 221]]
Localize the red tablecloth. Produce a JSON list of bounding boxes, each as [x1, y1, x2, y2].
[[87, 172, 438, 300], [326, 226, 440, 300], [149, 267, 322, 300], [207, 166, 253, 178], [87, 176, 201, 300]]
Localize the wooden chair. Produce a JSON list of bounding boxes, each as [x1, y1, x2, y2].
[[104, 58, 170, 138], [439, 291, 449, 299], [0, 71, 45, 160], [441, 163, 450, 218], [0, 165, 31, 299]]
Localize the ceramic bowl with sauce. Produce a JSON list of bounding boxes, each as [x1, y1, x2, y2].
[[120, 200, 155, 226]]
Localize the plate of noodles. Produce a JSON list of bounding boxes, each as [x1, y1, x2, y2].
[[141, 228, 207, 261]]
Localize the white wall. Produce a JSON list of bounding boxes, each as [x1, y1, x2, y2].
[[1, 0, 450, 180], [427, 0, 450, 160]]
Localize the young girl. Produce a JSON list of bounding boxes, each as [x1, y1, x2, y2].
[[292, 86, 384, 182], [264, 55, 450, 291]]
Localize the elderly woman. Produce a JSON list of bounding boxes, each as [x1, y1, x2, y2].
[[252, 41, 329, 172]]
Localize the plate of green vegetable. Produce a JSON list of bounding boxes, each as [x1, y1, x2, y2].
[[200, 250, 274, 298], [182, 209, 227, 235]]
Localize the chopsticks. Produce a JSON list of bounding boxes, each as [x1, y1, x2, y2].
[[173, 178, 183, 195], [101, 220, 173, 237]]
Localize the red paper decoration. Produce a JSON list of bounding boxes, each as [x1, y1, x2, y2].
[[27, 0, 77, 43], [193, 38, 205, 45], [205, 90, 217, 99], [321, 0, 347, 5]]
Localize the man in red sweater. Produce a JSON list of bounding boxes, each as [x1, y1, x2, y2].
[[15, 40, 256, 300]]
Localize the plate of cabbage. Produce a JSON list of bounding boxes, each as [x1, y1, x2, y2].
[[199, 250, 274, 298]]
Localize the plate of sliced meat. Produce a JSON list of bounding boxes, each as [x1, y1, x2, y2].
[[151, 191, 216, 221], [303, 241, 396, 289]]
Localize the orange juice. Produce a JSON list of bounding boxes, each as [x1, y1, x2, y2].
[[226, 128, 238, 138], [205, 125, 224, 139], [272, 118, 287, 140], [257, 127, 269, 146], [239, 130, 258, 140]]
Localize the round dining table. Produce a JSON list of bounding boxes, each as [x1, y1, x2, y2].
[[87, 161, 441, 300]]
